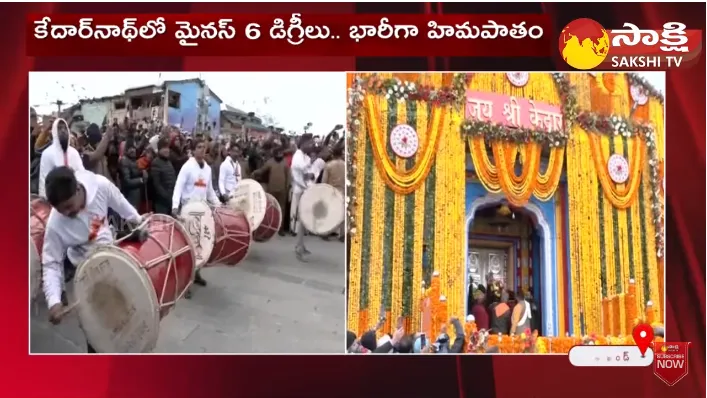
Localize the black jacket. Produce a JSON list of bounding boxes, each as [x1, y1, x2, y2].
[[120, 157, 143, 209], [150, 156, 176, 213]]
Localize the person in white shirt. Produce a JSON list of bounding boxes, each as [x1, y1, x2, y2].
[[41, 167, 142, 352], [38, 118, 85, 198], [290, 137, 317, 261], [289, 138, 311, 233], [218, 145, 242, 198], [171, 138, 221, 291]]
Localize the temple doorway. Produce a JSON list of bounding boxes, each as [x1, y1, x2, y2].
[[465, 203, 544, 334]]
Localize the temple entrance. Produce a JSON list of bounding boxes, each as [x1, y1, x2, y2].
[[465, 202, 545, 335]]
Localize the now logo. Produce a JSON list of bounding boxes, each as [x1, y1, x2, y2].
[[656, 359, 684, 368], [653, 342, 691, 387]]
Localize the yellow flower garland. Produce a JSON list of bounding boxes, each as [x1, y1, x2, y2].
[[390, 102, 407, 329], [364, 95, 445, 194], [348, 72, 664, 339], [588, 134, 644, 209], [410, 99, 429, 331], [534, 147, 565, 200], [368, 97, 388, 335], [566, 126, 603, 334], [493, 142, 540, 206], [468, 136, 502, 192], [465, 72, 565, 205], [445, 107, 466, 320], [347, 75, 368, 332]]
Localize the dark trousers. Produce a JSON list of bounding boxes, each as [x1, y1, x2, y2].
[[282, 191, 291, 233], [153, 201, 172, 215]]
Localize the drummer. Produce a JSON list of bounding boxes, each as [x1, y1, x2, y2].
[[290, 135, 317, 261], [41, 166, 142, 352], [171, 138, 221, 292], [218, 144, 242, 199]]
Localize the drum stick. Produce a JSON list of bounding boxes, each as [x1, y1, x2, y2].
[[58, 300, 80, 317], [114, 214, 152, 244]]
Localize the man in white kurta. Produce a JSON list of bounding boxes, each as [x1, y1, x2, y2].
[[290, 140, 317, 260], [171, 139, 220, 291], [42, 167, 141, 352], [289, 145, 311, 234], [38, 118, 85, 198], [171, 141, 221, 213], [218, 145, 242, 198]]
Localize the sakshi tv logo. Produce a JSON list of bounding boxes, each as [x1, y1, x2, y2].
[[558, 18, 702, 70]]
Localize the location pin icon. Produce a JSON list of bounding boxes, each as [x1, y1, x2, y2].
[[632, 323, 654, 357]]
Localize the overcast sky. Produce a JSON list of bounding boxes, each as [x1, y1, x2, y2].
[[637, 72, 665, 94], [29, 72, 345, 136], [29, 72, 664, 133]]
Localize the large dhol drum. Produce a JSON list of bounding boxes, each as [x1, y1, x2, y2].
[[73, 214, 196, 353], [208, 207, 252, 266], [179, 200, 215, 269], [252, 193, 282, 242], [298, 184, 345, 235], [227, 179, 267, 230], [30, 195, 51, 301]]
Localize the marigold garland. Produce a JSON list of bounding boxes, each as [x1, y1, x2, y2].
[[364, 95, 446, 194], [390, 100, 407, 330], [346, 72, 665, 340], [493, 142, 540, 206], [581, 114, 645, 209], [468, 136, 502, 193], [410, 100, 429, 331], [535, 147, 565, 200]]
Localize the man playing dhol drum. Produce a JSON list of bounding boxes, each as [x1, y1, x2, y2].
[[290, 135, 317, 261], [41, 166, 142, 353], [172, 138, 221, 293]]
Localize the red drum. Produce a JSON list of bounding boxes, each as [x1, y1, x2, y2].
[[208, 207, 252, 266], [30, 195, 51, 301], [73, 214, 196, 353], [252, 193, 282, 242]]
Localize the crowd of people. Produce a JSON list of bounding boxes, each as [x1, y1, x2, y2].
[[30, 110, 346, 246], [347, 317, 467, 354], [346, 277, 540, 354], [30, 107, 346, 352]]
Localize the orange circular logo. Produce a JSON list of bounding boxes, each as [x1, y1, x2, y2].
[[559, 18, 610, 70]]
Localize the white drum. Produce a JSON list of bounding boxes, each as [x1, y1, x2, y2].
[[74, 214, 196, 353], [298, 183, 345, 235], [75, 247, 161, 353], [227, 179, 268, 230], [180, 200, 216, 268]]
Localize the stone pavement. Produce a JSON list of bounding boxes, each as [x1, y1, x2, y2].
[[30, 235, 346, 354]]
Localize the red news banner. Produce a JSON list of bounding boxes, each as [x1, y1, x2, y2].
[[27, 13, 552, 57]]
